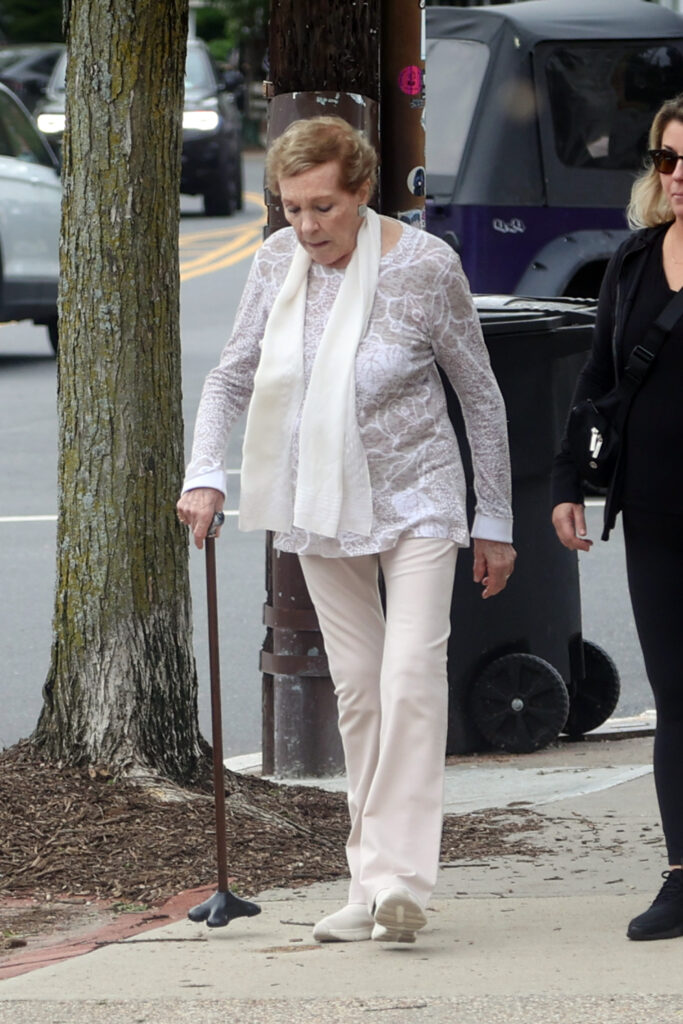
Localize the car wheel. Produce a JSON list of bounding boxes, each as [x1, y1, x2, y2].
[[235, 153, 244, 211], [203, 162, 237, 217], [47, 317, 58, 355]]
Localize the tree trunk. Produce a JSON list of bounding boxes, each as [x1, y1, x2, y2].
[[34, 0, 203, 782]]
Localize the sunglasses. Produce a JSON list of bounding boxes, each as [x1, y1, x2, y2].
[[649, 149, 683, 174]]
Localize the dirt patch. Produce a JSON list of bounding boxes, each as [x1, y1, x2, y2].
[[0, 741, 545, 956]]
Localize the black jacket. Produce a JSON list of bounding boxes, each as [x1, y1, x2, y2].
[[551, 222, 671, 539]]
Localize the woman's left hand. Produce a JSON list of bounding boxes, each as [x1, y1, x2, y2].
[[473, 539, 516, 599]]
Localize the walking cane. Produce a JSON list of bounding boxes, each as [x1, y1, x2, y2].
[[188, 511, 262, 928]]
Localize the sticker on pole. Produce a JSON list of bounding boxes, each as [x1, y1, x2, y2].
[[398, 209, 426, 229], [398, 65, 423, 96], [407, 166, 426, 197]]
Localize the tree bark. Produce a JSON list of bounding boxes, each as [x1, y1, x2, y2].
[[34, 0, 203, 782]]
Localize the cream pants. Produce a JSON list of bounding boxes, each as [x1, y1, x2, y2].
[[299, 537, 457, 910]]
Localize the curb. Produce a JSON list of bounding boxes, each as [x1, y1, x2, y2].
[[0, 885, 214, 982], [224, 712, 657, 778]]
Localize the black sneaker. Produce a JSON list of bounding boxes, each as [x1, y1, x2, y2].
[[627, 870, 683, 941]]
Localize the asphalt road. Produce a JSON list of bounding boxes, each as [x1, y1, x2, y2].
[[0, 152, 652, 759]]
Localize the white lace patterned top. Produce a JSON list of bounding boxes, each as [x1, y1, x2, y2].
[[183, 222, 513, 557]]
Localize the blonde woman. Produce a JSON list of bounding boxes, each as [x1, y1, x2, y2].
[[179, 117, 514, 945], [552, 94, 683, 941]]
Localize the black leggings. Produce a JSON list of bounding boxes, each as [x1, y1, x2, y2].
[[623, 506, 683, 865]]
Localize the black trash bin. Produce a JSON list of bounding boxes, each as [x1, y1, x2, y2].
[[443, 296, 620, 755]]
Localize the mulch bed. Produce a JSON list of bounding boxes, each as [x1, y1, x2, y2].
[[0, 741, 546, 947]]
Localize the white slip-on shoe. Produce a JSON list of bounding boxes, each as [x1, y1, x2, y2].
[[372, 886, 427, 943], [312, 903, 374, 942], [371, 922, 417, 944]]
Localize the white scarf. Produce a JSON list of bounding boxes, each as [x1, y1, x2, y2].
[[239, 208, 381, 539]]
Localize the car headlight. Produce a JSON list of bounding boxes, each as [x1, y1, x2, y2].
[[36, 112, 66, 135], [182, 110, 220, 131]]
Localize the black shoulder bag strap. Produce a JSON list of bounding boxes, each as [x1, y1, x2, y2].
[[601, 286, 683, 541], [613, 285, 683, 434]]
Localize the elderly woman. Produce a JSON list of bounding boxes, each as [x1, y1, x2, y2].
[[178, 116, 515, 945], [553, 94, 683, 942]]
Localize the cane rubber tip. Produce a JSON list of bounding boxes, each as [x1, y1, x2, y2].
[[188, 889, 262, 928]]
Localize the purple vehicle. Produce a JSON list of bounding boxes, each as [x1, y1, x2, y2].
[[426, 0, 683, 298]]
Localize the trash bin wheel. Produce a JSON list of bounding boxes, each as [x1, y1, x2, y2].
[[470, 653, 570, 754], [564, 640, 620, 738]]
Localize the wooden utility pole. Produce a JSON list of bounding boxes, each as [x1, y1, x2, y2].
[[380, 0, 427, 227], [262, 0, 425, 777], [265, 0, 380, 235]]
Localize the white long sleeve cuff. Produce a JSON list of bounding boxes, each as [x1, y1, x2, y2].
[[471, 513, 513, 544], [181, 467, 227, 497]]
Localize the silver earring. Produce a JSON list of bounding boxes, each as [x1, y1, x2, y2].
[[358, 203, 368, 217]]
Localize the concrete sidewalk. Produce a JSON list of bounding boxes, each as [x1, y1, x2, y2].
[[2, 732, 682, 1024]]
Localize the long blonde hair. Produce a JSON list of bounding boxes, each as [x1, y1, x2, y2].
[[627, 94, 683, 229]]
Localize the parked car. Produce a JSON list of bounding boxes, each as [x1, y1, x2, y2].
[[37, 38, 243, 216], [0, 43, 64, 113], [425, 0, 683, 297], [0, 83, 60, 353]]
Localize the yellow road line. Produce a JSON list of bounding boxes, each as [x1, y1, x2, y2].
[[180, 217, 262, 246], [244, 190, 266, 209], [178, 192, 266, 280], [180, 226, 261, 272], [181, 237, 262, 282], [179, 192, 266, 245]]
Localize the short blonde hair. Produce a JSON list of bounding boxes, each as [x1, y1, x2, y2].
[[627, 94, 683, 229], [266, 116, 377, 197]]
